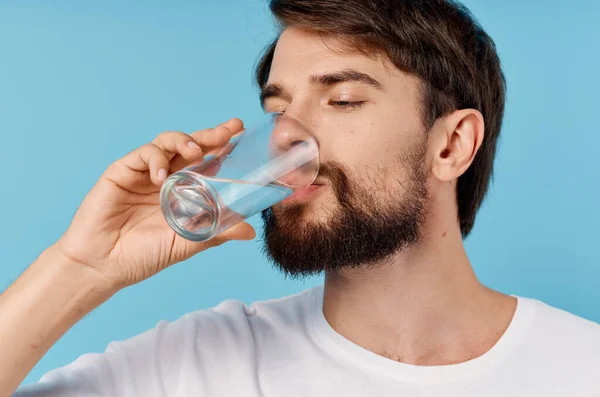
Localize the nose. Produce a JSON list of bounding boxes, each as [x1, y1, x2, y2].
[[270, 113, 314, 151], [268, 113, 319, 187]]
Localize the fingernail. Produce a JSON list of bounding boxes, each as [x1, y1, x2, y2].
[[229, 134, 244, 146], [157, 168, 167, 182], [203, 154, 216, 162], [188, 141, 201, 150]]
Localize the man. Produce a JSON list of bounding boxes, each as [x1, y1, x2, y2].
[[3, 0, 600, 395]]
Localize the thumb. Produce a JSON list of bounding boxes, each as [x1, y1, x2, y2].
[[217, 221, 257, 242], [204, 221, 257, 249], [172, 222, 257, 263]]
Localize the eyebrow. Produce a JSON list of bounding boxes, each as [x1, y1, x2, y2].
[[260, 84, 288, 109], [309, 69, 383, 90], [260, 69, 383, 109]]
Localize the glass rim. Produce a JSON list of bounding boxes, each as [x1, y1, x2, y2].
[[266, 112, 320, 190]]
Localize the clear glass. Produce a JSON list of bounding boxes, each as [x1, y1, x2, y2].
[[160, 112, 320, 242]]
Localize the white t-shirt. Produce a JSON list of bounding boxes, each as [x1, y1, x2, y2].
[[15, 285, 600, 396]]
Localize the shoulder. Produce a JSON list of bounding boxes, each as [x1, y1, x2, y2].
[[526, 297, 600, 339], [98, 286, 320, 362], [94, 286, 321, 384], [165, 285, 320, 340], [519, 296, 600, 361]]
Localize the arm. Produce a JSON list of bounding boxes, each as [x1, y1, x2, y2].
[[0, 118, 255, 396], [0, 245, 115, 396]]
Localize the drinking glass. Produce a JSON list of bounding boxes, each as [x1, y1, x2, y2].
[[160, 112, 319, 242]]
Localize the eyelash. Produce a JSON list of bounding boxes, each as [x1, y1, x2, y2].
[[266, 100, 367, 114], [329, 100, 367, 109]]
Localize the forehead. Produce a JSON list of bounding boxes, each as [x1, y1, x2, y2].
[[269, 28, 388, 83], [267, 28, 419, 94]]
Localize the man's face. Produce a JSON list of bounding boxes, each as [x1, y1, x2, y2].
[[260, 28, 430, 277]]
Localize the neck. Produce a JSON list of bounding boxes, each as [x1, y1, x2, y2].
[[322, 207, 516, 366]]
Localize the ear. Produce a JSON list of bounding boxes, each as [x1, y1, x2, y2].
[[430, 109, 485, 182]]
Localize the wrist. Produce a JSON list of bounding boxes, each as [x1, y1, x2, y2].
[[36, 244, 120, 305], [0, 244, 118, 393]]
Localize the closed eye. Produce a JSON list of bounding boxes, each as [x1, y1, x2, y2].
[[329, 100, 367, 109]]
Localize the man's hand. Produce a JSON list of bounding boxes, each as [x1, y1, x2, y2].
[[55, 117, 256, 291], [0, 118, 256, 396]]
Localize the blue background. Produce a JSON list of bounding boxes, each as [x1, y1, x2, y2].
[[1, 0, 598, 387]]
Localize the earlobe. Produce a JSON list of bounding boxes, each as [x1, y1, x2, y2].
[[431, 109, 485, 182]]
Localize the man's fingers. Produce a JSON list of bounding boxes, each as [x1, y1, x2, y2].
[[189, 118, 244, 148], [107, 118, 245, 188], [216, 117, 244, 133], [170, 118, 244, 172], [219, 221, 256, 241], [170, 221, 255, 264], [113, 129, 205, 187], [152, 131, 205, 162], [115, 143, 171, 186], [207, 222, 257, 248]]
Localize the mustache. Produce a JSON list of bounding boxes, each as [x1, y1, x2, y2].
[[315, 161, 352, 204]]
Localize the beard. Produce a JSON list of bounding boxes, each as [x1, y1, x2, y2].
[[260, 138, 429, 279]]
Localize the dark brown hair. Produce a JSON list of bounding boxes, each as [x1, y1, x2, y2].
[[255, 0, 506, 237]]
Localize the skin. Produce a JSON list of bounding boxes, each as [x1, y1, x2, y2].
[[0, 119, 255, 395], [263, 28, 517, 365], [0, 27, 515, 396]]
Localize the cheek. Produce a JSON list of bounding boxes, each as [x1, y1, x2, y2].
[[314, 113, 421, 183], [318, 135, 403, 191], [321, 122, 399, 167]]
